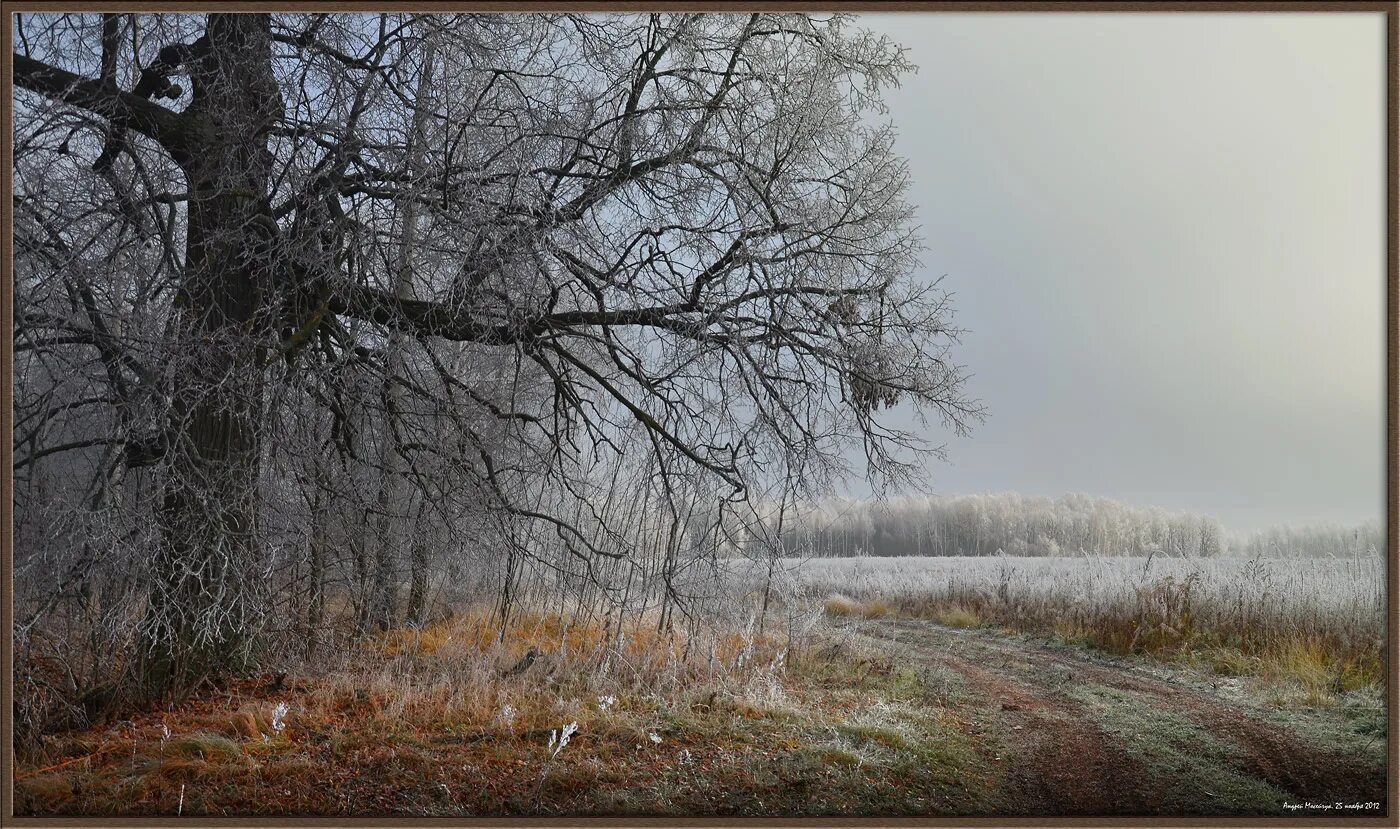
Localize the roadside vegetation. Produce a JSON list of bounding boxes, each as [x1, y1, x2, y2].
[[803, 554, 1385, 707], [14, 605, 995, 816], [14, 577, 1387, 817]]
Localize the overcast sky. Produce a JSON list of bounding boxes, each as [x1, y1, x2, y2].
[[850, 13, 1385, 535]]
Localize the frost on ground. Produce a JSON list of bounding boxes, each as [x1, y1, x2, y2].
[[730, 554, 1384, 705], [12, 556, 1387, 818], [13, 614, 1385, 818]]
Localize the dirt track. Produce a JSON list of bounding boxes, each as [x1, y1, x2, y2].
[[842, 618, 1389, 816]]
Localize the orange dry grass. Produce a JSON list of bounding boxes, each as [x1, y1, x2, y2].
[[878, 587, 1382, 699], [378, 608, 677, 664], [310, 606, 792, 737], [14, 602, 811, 817], [378, 608, 784, 674], [13, 629, 942, 818], [823, 595, 892, 620]]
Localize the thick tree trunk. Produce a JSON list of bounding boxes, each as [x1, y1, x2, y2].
[[140, 14, 282, 696]]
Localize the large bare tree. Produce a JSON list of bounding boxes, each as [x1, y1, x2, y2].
[[12, 12, 980, 699]]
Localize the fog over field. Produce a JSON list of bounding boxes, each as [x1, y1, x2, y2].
[[849, 13, 1385, 536]]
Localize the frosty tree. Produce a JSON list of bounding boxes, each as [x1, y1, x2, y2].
[[12, 12, 980, 698]]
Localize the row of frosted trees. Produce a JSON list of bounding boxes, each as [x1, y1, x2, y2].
[[764, 492, 1380, 560], [1232, 522, 1383, 560]]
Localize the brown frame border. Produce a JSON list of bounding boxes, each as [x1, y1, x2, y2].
[[0, 2, 1394, 827]]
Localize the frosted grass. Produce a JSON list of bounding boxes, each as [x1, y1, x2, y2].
[[731, 555, 1385, 655], [787, 555, 1381, 618]]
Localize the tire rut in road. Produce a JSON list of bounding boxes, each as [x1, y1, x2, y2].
[[846, 622, 1163, 815], [843, 618, 1386, 813], [959, 633, 1387, 806]]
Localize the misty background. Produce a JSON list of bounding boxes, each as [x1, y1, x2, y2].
[[852, 12, 1385, 535]]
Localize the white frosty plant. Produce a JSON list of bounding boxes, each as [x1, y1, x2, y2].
[[548, 721, 578, 758], [500, 704, 518, 726], [271, 701, 289, 733], [597, 695, 617, 711]]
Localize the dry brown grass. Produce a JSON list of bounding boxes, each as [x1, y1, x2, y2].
[[324, 607, 792, 735], [829, 571, 1384, 704], [13, 608, 1000, 817], [823, 594, 861, 617], [932, 605, 981, 629], [823, 594, 892, 620]]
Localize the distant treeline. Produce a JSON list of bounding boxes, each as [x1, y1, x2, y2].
[[765, 492, 1381, 559], [1231, 522, 1384, 560]]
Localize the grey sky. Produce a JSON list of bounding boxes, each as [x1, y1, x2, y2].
[[851, 13, 1386, 534]]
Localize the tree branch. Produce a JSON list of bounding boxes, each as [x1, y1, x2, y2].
[[12, 52, 189, 161]]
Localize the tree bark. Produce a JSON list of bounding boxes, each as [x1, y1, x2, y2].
[[139, 14, 283, 696]]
